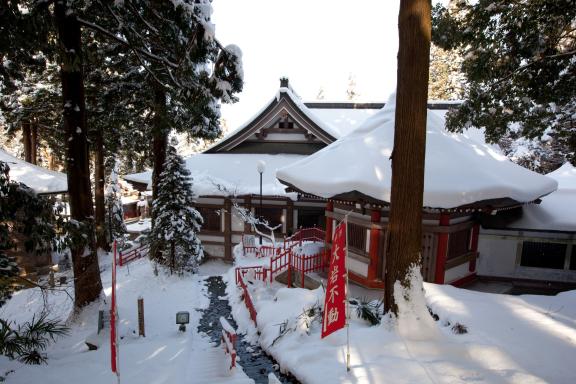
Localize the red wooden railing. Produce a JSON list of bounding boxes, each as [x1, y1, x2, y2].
[[235, 266, 268, 284], [291, 250, 326, 288], [118, 243, 149, 266], [237, 273, 258, 326], [220, 316, 237, 371], [269, 248, 291, 283]]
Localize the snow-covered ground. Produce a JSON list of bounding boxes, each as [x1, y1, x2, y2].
[[3, 246, 576, 384], [228, 244, 576, 384], [0, 256, 252, 384]]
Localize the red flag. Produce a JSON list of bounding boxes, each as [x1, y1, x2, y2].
[[322, 221, 347, 338]]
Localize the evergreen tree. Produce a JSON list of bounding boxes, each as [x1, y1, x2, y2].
[[0, 161, 61, 306], [105, 160, 127, 244], [149, 139, 203, 274], [428, 43, 465, 100], [432, 0, 576, 166]]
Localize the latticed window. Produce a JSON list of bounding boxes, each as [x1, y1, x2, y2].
[[520, 242, 567, 270], [347, 222, 367, 253]]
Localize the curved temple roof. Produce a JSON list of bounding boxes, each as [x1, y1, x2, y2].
[[276, 94, 558, 210], [0, 149, 67, 195]]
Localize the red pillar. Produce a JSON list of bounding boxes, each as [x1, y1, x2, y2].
[[469, 224, 480, 272], [367, 209, 381, 281], [434, 213, 450, 284]]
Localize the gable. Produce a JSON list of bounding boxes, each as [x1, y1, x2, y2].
[[205, 90, 337, 155]]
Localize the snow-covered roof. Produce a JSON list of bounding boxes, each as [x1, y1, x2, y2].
[[276, 94, 558, 210], [507, 163, 576, 232], [304, 107, 379, 138], [124, 153, 304, 198], [0, 148, 67, 194]]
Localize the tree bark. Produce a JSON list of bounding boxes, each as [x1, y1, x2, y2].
[[151, 84, 168, 211], [94, 126, 108, 250], [22, 120, 32, 163], [384, 0, 431, 314], [30, 121, 37, 165], [55, 3, 102, 308]]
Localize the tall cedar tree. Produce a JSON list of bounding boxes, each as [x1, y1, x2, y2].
[[107, 1, 243, 211], [432, 0, 576, 167], [385, 0, 431, 314], [149, 139, 203, 274]]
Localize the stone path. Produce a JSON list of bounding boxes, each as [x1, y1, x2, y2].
[[198, 276, 300, 384]]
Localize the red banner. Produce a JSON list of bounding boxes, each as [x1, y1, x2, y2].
[[322, 221, 347, 338]]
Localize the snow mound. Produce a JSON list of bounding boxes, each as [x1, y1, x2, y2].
[[277, 94, 557, 209]]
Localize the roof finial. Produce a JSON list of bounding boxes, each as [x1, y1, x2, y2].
[[280, 77, 289, 88]]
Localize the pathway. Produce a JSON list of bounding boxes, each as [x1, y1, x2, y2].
[[198, 276, 300, 384]]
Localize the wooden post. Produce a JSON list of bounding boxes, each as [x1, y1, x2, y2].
[[224, 198, 233, 262], [138, 297, 145, 337], [287, 251, 292, 288], [434, 213, 450, 284], [367, 209, 381, 281], [286, 199, 294, 235], [469, 224, 480, 272]]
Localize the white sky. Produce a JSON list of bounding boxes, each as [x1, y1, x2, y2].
[[211, 0, 402, 130]]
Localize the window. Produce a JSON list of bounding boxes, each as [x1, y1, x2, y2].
[[347, 222, 367, 253], [520, 242, 567, 269], [196, 207, 221, 232], [447, 229, 471, 260], [570, 247, 576, 271]]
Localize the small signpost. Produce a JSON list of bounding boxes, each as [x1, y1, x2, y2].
[[176, 311, 190, 332], [137, 297, 145, 337]]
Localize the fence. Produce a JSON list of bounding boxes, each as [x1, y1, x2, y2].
[[291, 249, 326, 288], [237, 273, 258, 326], [235, 266, 268, 285], [220, 316, 237, 372], [118, 242, 149, 266]]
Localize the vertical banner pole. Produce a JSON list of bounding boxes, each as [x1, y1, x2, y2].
[[345, 215, 350, 372], [111, 240, 120, 383]]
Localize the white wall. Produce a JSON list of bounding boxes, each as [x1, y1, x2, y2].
[[478, 228, 576, 283]]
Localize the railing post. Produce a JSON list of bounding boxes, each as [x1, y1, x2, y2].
[[287, 250, 292, 288], [469, 224, 479, 272], [301, 256, 305, 288], [367, 209, 381, 281]]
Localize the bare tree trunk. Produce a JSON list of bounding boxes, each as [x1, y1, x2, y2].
[[30, 121, 37, 165], [55, 3, 102, 308], [151, 85, 168, 215], [94, 126, 108, 250], [22, 120, 32, 163], [384, 0, 431, 314]]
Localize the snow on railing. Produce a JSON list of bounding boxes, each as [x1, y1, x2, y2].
[[237, 272, 258, 326], [118, 242, 149, 266], [220, 316, 237, 373], [235, 266, 268, 285]]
